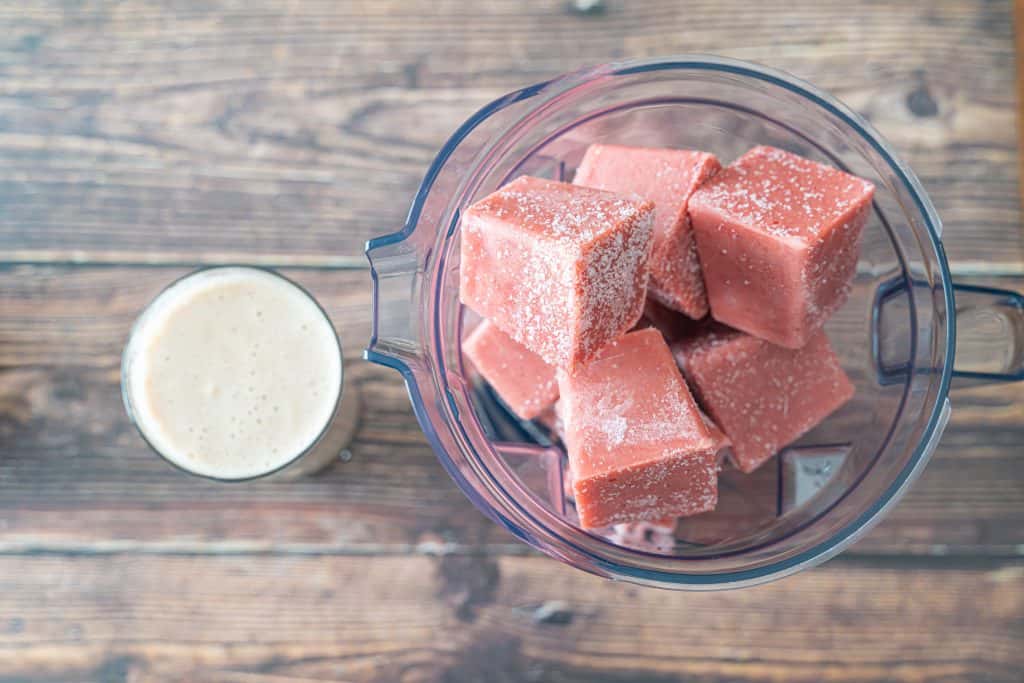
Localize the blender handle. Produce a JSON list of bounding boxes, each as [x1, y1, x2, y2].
[[949, 282, 1024, 385], [364, 231, 425, 369], [872, 279, 1024, 387]]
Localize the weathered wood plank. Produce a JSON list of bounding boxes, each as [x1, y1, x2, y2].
[[0, 554, 1019, 682], [0, 1, 1020, 678], [0, 1, 1019, 268], [0, 266, 373, 367], [0, 265, 1021, 556], [1017, 0, 1024, 206]]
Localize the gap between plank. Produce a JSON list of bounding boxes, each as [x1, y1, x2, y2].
[[0, 541, 1020, 566], [2, 258, 1023, 278], [0, 253, 370, 270]]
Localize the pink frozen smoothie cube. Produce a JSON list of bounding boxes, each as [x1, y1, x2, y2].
[[463, 320, 559, 420], [460, 175, 655, 370], [574, 144, 721, 319], [561, 462, 679, 529], [558, 328, 718, 528], [672, 324, 855, 473], [689, 146, 875, 349]]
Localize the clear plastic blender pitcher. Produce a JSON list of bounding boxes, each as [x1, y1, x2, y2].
[[364, 56, 1024, 589]]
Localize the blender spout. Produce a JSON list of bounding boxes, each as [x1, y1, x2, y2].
[[363, 231, 425, 368]]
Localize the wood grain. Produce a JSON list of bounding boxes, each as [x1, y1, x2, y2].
[[0, 1, 1020, 269], [0, 266, 372, 367], [0, 554, 1019, 682], [1, 265, 1021, 556], [0, 2, 1022, 679], [1017, 0, 1024, 205]]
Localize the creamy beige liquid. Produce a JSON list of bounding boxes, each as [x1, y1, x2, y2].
[[123, 268, 342, 479]]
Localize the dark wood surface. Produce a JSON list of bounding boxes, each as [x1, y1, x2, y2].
[[1, 2, 1022, 681]]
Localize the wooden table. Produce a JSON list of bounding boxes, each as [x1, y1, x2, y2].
[[2, 2, 1022, 681]]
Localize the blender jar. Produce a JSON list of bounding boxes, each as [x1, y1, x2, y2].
[[365, 57, 1024, 589]]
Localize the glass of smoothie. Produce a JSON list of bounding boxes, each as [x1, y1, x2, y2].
[[121, 266, 359, 481]]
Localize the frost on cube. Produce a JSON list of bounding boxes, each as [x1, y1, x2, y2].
[[463, 319, 559, 421], [460, 176, 655, 370], [574, 144, 721, 319], [558, 328, 718, 529], [672, 323, 855, 474], [689, 146, 875, 349]]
